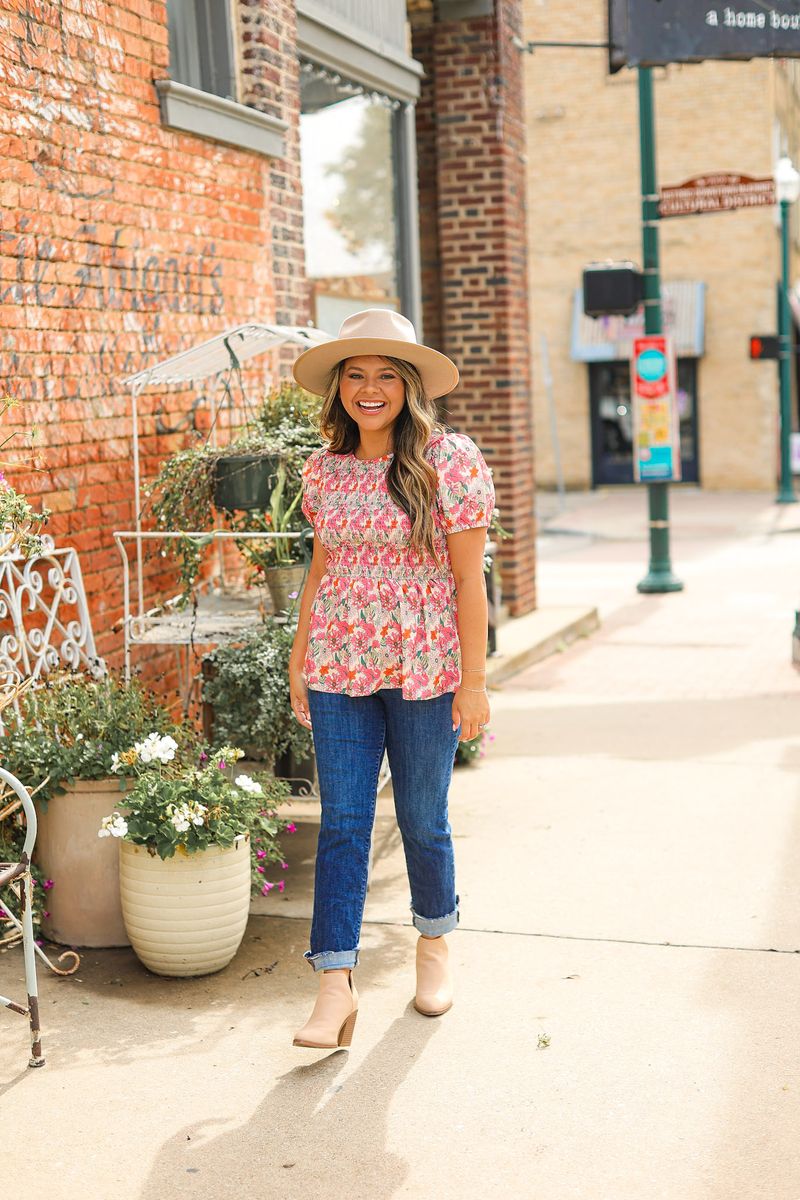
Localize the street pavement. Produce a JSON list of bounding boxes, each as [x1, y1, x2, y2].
[[2, 486, 799, 1199]]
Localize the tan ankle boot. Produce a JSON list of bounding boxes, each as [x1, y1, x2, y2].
[[414, 935, 453, 1017], [293, 969, 359, 1049]]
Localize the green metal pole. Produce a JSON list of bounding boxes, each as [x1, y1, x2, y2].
[[636, 67, 683, 593], [777, 198, 797, 504]]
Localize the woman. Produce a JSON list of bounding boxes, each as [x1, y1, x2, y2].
[[288, 308, 494, 1050]]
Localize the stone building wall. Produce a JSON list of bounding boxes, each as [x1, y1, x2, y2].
[[523, 0, 785, 491]]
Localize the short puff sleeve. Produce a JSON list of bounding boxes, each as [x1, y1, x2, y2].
[[433, 432, 495, 534], [301, 448, 324, 527]]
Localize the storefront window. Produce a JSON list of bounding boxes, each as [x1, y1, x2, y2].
[[589, 359, 699, 485], [300, 61, 402, 335]]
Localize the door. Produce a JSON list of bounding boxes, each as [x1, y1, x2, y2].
[[589, 359, 700, 485]]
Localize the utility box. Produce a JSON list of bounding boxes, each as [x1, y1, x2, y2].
[[583, 262, 643, 318]]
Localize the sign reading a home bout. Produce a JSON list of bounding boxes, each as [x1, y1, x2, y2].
[[609, 1, 800, 72], [631, 336, 682, 484]]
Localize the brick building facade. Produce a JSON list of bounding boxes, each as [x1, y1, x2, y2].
[[0, 0, 536, 688]]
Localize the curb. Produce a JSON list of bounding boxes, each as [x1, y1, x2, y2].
[[486, 605, 600, 687]]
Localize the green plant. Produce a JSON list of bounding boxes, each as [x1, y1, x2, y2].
[[98, 738, 291, 894], [144, 382, 322, 599], [0, 395, 50, 557], [0, 672, 182, 807], [202, 621, 313, 766]]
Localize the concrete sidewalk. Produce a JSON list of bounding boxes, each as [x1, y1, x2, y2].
[[2, 488, 800, 1199]]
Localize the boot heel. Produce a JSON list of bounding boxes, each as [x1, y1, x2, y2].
[[337, 1009, 358, 1047]]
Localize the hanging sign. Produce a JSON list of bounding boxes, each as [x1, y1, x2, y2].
[[609, 1, 800, 73], [659, 173, 776, 218], [631, 335, 682, 482]]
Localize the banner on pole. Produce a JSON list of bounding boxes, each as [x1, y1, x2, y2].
[[609, 1, 800, 72], [631, 335, 683, 483]]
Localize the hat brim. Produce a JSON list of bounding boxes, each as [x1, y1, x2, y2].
[[292, 337, 459, 400]]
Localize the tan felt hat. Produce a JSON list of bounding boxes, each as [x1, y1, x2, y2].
[[292, 308, 459, 400]]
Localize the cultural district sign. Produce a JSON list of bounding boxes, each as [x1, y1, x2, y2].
[[609, 0, 800, 72], [659, 173, 776, 218]]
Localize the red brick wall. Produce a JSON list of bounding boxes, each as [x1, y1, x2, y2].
[[238, 0, 307, 331], [0, 0, 301, 683], [411, 0, 536, 615]]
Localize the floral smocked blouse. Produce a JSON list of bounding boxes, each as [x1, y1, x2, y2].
[[301, 430, 495, 701]]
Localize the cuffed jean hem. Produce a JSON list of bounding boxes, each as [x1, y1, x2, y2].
[[411, 903, 459, 937], [303, 948, 360, 972]]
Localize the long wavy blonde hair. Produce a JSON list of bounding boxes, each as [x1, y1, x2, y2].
[[318, 355, 445, 560]]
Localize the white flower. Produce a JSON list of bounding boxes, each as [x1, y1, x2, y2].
[[135, 733, 179, 766], [168, 800, 206, 833], [110, 752, 122, 774], [234, 774, 263, 796], [98, 812, 128, 839], [170, 806, 191, 833]]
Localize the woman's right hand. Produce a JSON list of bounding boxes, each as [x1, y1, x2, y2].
[[289, 665, 312, 730]]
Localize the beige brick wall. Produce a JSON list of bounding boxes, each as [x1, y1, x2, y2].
[[523, 0, 788, 490]]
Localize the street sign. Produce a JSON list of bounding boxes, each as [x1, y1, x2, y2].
[[660, 173, 776, 218], [749, 334, 781, 359], [609, 1, 800, 73], [631, 335, 682, 483]]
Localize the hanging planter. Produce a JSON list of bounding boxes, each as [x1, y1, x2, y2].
[[213, 453, 281, 512]]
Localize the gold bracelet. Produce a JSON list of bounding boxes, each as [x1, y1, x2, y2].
[[458, 685, 488, 694], [461, 667, 486, 673]]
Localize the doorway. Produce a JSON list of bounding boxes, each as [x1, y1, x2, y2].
[[589, 359, 700, 486]]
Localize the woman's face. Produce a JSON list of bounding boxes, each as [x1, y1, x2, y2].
[[338, 355, 406, 439]]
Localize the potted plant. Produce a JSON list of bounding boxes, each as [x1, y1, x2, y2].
[[144, 382, 322, 606], [201, 621, 314, 780], [0, 671, 182, 948], [98, 738, 290, 977]]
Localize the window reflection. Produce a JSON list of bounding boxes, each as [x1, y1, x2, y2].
[[300, 63, 400, 334]]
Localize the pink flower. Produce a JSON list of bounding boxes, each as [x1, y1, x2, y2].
[[43, 910, 50, 919], [286, 823, 297, 833], [261, 881, 274, 895], [218, 760, 226, 770], [256, 866, 265, 874], [277, 880, 285, 893], [257, 849, 267, 859], [43, 879, 54, 891], [281, 861, 288, 870]]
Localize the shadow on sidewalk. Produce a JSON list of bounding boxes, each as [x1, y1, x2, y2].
[[139, 1006, 439, 1199]]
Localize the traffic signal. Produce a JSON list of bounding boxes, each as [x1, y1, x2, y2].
[[749, 335, 780, 360], [583, 262, 643, 318]]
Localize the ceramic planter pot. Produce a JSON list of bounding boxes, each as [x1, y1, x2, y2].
[[119, 836, 251, 977], [263, 563, 306, 614], [34, 778, 130, 948], [213, 454, 280, 511]]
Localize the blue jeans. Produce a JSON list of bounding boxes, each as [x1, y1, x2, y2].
[[304, 687, 461, 971]]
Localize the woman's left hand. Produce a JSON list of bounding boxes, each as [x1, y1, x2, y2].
[[452, 686, 490, 743]]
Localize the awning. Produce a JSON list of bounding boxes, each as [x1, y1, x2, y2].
[[122, 323, 331, 391], [571, 280, 706, 362]]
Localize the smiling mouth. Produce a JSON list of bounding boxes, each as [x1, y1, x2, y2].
[[356, 400, 387, 412]]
